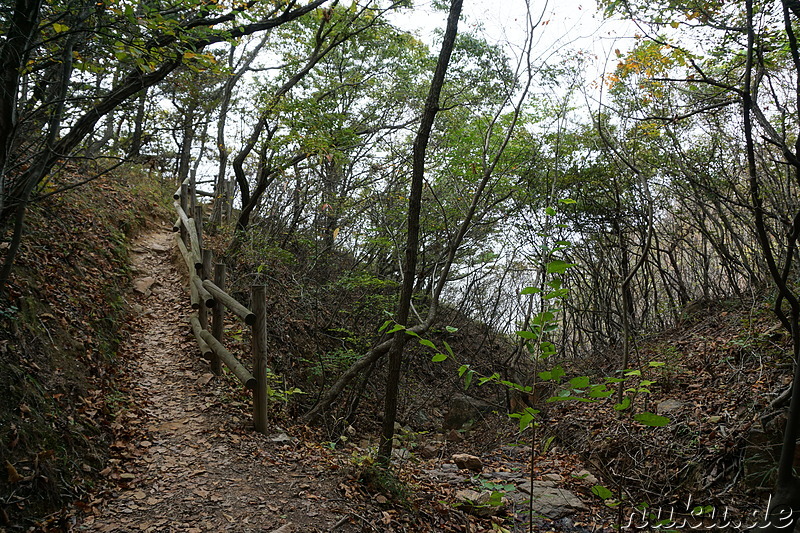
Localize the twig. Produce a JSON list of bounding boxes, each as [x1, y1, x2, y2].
[[330, 515, 350, 530]]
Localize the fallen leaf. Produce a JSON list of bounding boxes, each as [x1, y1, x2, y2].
[[5, 461, 23, 483]]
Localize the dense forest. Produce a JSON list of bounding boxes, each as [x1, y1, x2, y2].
[[3, 0, 800, 531]]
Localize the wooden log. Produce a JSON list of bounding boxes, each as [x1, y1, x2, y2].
[[196, 190, 215, 197], [172, 216, 181, 232], [210, 262, 226, 376], [199, 330, 256, 389], [189, 275, 200, 310], [175, 233, 199, 276], [191, 274, 215, 308], [184, 217, 202, 271], [174, 177, 190, 200], [174, 200, 191, 232], [179, 184, 188, 244], [202, 279, 255, 325], [190, 314, 213, 359], [252, 285, 268, 433]]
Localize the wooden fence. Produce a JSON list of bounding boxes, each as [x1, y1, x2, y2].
[[172, 177, 269, 433]]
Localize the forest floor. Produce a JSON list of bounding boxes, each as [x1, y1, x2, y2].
[[70, 226, 614, 533]]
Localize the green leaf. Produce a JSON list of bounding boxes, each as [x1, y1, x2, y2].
[[518, 412, 535, 431], [443, 340, 454, 357], [544, 289, 568, 300], [464, 369, 474, 390], [431, 353, 448, 362], [378, 320, 392, 332], [569, 376, 590, 389], [649, 361, 665, 367], [540, 341, 556, 355], [52, 23, 69, 33], [624, 369, 641, 377], [516, 330, 536, 339], [559, 198, 577, 204], [546, 260, 576, 274], [418, 338, 436, 349], [445, 326, 458, 333], [545, 206, 556, 216], [634, 412, 671, 427], [614, 397, 631, 411], [387, 324, 405, 334], [538, 365, 564, 382], [458, 365, 469, 377], [592, 485, 614, 499], [532, 311, 555, 325], [520, 286, 541, 295], [589, 384, 613, 398]]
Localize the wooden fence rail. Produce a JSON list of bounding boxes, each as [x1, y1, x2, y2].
[[172, 177, 269, 432]]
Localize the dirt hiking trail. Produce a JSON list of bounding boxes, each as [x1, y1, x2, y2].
[[79, 227, 362, 533]]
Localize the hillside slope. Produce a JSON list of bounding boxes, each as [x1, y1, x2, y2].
[[0, 167, 169, 529]]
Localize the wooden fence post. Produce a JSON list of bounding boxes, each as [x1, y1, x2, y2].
[[251, 285, 268, 433], [189, 175, 197, 214], [199, 250, 212, 330], [194, 204, 204, 251], [210, 262, 225, 376], [224, 180, 234, 223]]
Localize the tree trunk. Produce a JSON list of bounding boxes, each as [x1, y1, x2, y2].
[[376, 0, 462, 465], [128, 88, 148, 159], [748, 0, 800, 528], [0, 0, 43, 217]]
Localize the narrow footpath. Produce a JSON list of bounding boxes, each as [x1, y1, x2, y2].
[[79, 227, 361, 533]]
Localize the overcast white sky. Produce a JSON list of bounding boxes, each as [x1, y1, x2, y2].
[[392, 0, 636, 87]]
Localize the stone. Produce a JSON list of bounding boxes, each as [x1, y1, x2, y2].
[[452, 453, 483, 472], [418, 444, 439, 459], [542, 473, 562, 482], [454, 489, 503, 517], [481, 471, 524, 481], [572, 469, 598, 485], [423, 466, 467, 484], [392, 448, 410, 460], [444, 393, 497, 429], [133, 276, 156, 295], [656, 399, 683, 414], [446, 429, 464, 442], [194, 373, 214, 387], [515, 481, 587, 519], [269, 433, 292, 443]]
